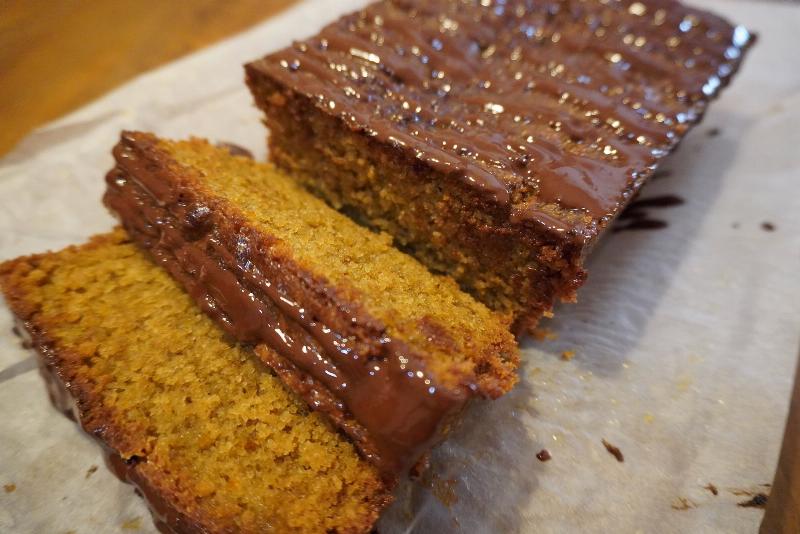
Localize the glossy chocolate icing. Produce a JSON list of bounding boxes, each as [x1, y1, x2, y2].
[[249, 0, 753, 238], [103, 133, 469, 477]]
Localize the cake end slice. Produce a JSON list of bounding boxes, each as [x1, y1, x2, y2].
[[103, 131, 519, 477], [0, 229, 391, 534]]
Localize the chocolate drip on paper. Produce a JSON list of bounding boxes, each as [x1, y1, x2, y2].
[[251, 0, 753, 236]]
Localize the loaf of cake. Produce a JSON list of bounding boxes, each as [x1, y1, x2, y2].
[[245, 0, 754, 333], [103, 131, 519, 477], [0, 230, 390, 533]]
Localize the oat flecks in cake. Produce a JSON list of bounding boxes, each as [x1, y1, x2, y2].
[[246, 0, 754, 332]]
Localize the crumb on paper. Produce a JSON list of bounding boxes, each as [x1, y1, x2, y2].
[[737, 493, 768, 509], [602, 439, 624, 462], [675, 374, 693, 392], [532, 327, 558, 341], [422, 473, 458, 508], [528, 366, 542, 377], [643, 413, 655, 424], [703, 483, 719, 496], [761, 221, 776, 232], [121, 517, 142, 530], [85, 464, 99, 479], [561, 350, 575, 361], [431, 477, 458, 507], [671, 497, 696, 511], [536, 449, 552, 462], [4, 483, 16, 493]]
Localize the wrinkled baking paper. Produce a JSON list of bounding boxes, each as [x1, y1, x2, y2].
[[1, 1, 799, 532]]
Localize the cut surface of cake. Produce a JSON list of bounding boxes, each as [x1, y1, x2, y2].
[[0, 229, 390, 534], [245, 0, 754, 332], [104, 131, 519, 477]]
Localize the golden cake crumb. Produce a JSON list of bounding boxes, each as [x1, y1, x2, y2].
[[0, 230, 390, 533]]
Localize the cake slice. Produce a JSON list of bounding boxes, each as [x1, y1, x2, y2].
[[103, 131, 519, 477], [245, 0, 754, 333], [0, 230, 390, 534]]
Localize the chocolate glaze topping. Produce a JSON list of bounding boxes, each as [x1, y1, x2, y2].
[[104, 134, 469, 478], [249, 0, 753, 238]]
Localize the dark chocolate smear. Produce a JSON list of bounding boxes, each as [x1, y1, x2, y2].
[[614, 193, 683, 232], [737, 493, 768, 509], [613, 218, 668, 232], [620, 194, 685, 214]]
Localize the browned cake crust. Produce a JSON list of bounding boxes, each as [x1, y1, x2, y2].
[[0, 231, 391, 534], [0, 237, 198, 533], [103, 131, 519, 477], [245, 0, 754, 333]]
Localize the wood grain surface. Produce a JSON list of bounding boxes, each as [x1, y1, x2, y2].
[[0, 0, 296, 156], [760, 358, 800, 534]]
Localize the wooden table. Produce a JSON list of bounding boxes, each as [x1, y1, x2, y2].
[[761, 359, 800, 533], [0, 0, 296, 156]]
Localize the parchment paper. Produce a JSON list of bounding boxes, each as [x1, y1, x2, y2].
[[1, 1, 799, 532]]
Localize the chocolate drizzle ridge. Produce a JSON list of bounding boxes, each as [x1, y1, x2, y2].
[[248, 0, 754, 238], [103, 132, 470, 478]]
